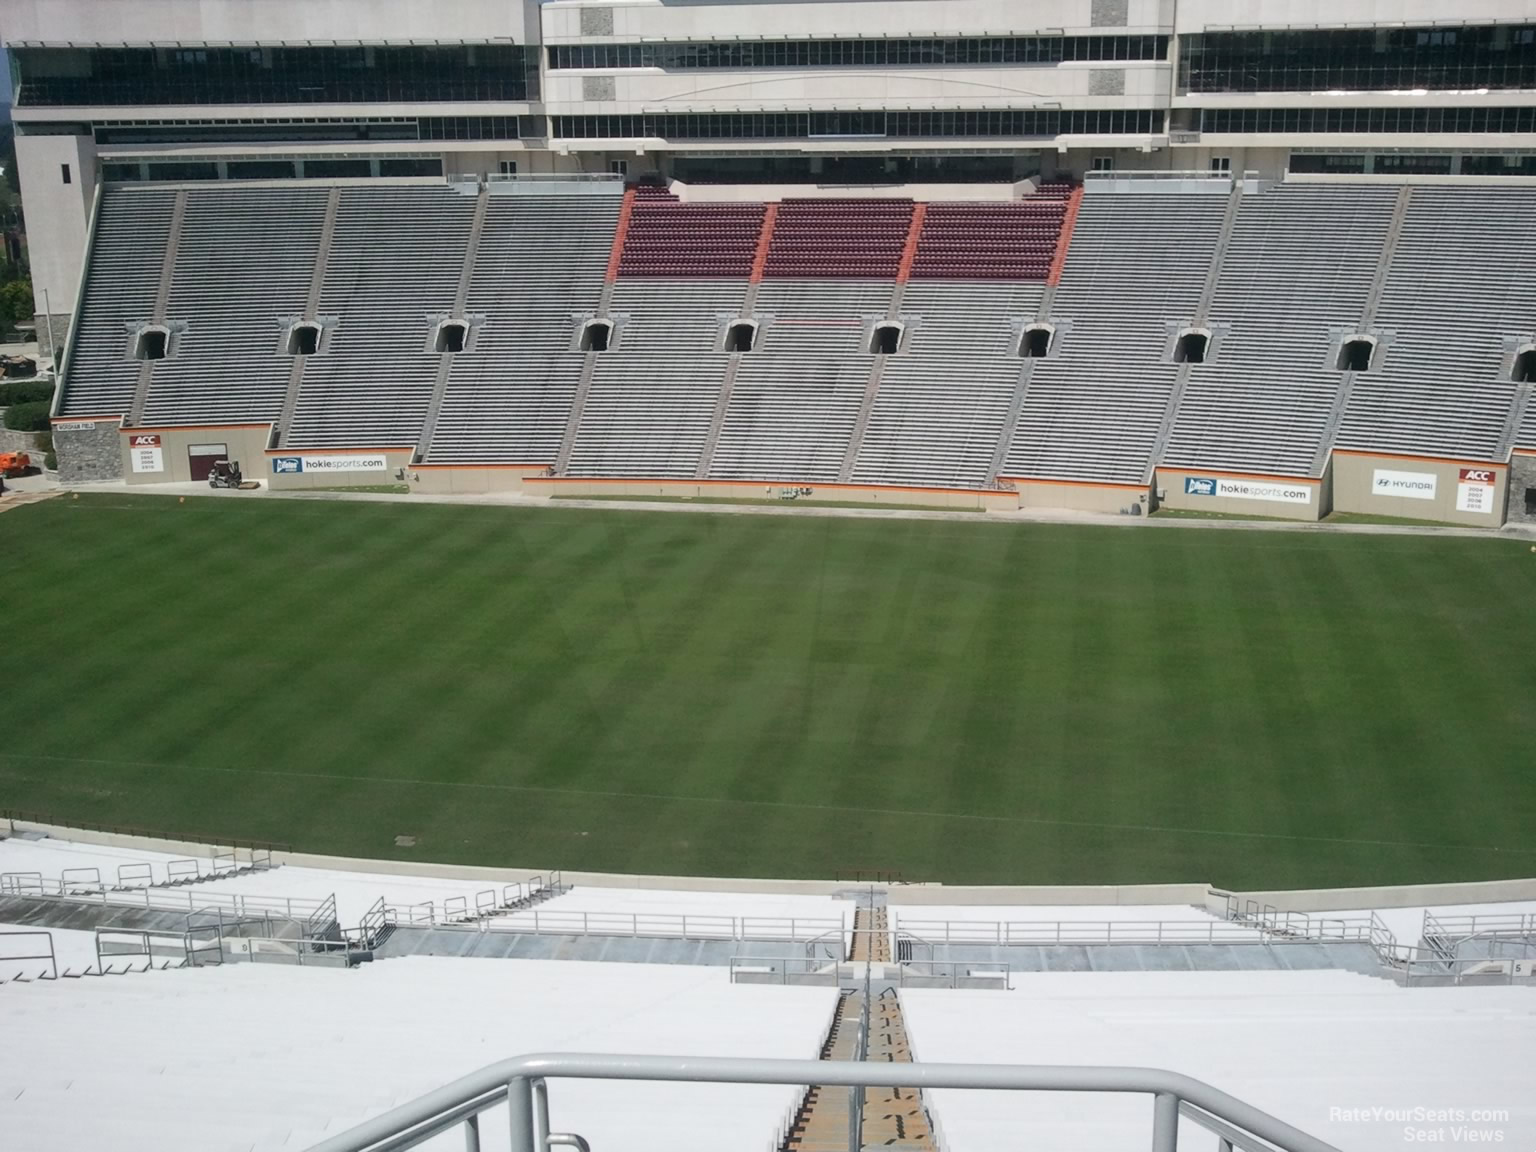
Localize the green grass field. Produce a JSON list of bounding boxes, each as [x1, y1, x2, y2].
[[4, 493, 1535, 889]]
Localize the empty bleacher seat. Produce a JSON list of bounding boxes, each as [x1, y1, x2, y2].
[[428, 195, 619, 464], [763, 199, 914, 280], [709, 281, 892, 482], [910, 199, 1067, 283], [566, 280, 747, 477], [1336, 187, 1536, 460], [619, 191, 764, 279], [141, 188, 331, 427], [286, 187, 476, 450], [854, 282, 1045, 488], [1005, 191, 1229, 484], [58, 189, 178, 418], [1163, 184, 1399, 477]]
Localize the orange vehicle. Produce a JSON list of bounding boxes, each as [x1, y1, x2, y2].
[[0, 451, 32, 477]]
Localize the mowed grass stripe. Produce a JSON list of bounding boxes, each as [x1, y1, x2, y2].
[[2, 493, 1534, 886]]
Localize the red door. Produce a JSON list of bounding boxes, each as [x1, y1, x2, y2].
[[188, 444, 227, 481]]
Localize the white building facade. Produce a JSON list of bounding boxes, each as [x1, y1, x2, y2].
[[3, 0, 1535, 347]]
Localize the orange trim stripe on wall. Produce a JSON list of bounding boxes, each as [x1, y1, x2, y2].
[[1046, 184, 1084, 287], [122, 422, 270, 434], [526, 475, 1007, 497], [896, 203, 927, 284], [749, 202, 779, 284], [996, 475, 1148, 491], [1168, 466, 1322, 484], [1333, 449, 1506, 470], [604, 186, 637, 284]]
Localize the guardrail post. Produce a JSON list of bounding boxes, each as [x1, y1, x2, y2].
[[1152, 1091, 1179, 1152], [507, 1076, 536, 1152], [533, 1078, 551, 1152]]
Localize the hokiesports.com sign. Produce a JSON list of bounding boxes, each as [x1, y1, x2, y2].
[[271, 454, 390, 475], [1456, 467, 1497, 515], [1184, 475, 1312, 505]]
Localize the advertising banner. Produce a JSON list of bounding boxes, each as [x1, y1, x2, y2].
[[1185, 476, 1312, 505], [1456, 467, 1497, 515], [271, 454, 390, 475], [1371, 469, 1437, 500], [128, 433, 164, 474]]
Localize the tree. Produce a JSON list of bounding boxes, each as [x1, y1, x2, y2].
[[0, 277, 32, 326]]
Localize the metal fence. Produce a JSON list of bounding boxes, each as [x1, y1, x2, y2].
[[411, 908, 846, 944], [0, 929, 57, 981], [303, 1052, 1344, 1152], [895, 959, 1012, 990], [0, 871, 327, 921], [892, 917, 1278, 946]]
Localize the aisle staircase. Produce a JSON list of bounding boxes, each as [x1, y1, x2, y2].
[[784, 902, 936, 1152], [850, 907, 890, 963], [862, 989, 934, 1151], [784, 990, 863, 1152]]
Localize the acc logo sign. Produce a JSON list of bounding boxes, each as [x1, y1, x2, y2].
[[271, 457, 303, 474], [1459, 468, 1495, 484], [129, 434, 161, 448], [1184, 477, 1217, 496]]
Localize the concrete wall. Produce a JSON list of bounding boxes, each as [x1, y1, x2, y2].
[[542, 0, 1174, 42], [52, 417, 121, 482], [121, 424, 271, 485], [1172, 0, 1527, 33], [525, 476, 1020, 510], [0, 0, 535, 42], [1225, 876, 1536, 914], [542, 63, 1172, 117], [1331, 451, 1507, 528], [1508, 452, 1536, 527], [1012, 480, 1150, 515], [1155, 467, 1327, 521], [33, 312, 71, 362], [16, 134, 96, 328], [0, 425, 46, 455], [411, 466, 546, 495], [264, 448, 414, 491]]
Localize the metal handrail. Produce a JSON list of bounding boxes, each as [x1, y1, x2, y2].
[[303, 1052, 1344, 1152], [892, 917, 1305, 946], [0, 872, 327, 920], [896, 959, 1013, 989], [0, 929, 58, 981], [1424, 912, 1536, 939], [449, 910, 845, 942], [446, 172, 624, 185]]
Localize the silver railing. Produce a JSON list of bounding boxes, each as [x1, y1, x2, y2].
[[382, 873, 568, 929], [892, 916, 1288, 946], [728, 955, 845, 985], [1424, 911, 1536, 940], [1222, 898, 1536, 982], [400, 909, 846, 943], [0, 928, 58, 981], [446, 172, 623, 185], [303, 1052, 1343, 1152], [895, 958, 1013, 990], [0, 871, 327, 921]]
